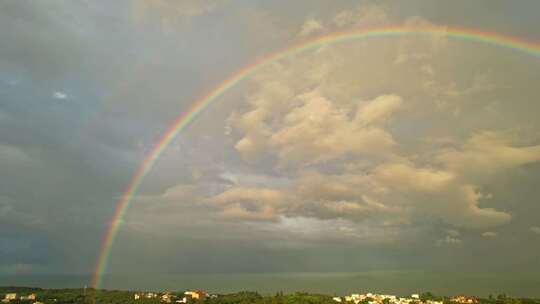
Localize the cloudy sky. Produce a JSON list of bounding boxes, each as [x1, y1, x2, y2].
[[1, 0, 540, 293]]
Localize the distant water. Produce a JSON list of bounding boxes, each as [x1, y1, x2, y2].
[[2, 272, 540, 297]]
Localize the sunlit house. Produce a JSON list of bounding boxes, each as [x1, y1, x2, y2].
[[450, 296, 479, 304], [185, 291, 208, 300], [21, 294, 37, 301], [3, 294, 17, 302]]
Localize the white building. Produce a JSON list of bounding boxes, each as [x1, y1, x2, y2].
[[162, 294, 172, 303], [20, 295, 37, 301]]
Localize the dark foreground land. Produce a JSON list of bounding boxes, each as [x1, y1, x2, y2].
[[1, 287, 539, 304]]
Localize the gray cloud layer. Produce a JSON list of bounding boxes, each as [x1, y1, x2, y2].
[[1, 1, 540, 291]]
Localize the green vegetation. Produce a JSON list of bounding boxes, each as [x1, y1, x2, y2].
[[1, 288, 539, 304], [205, 291, 334, 304]]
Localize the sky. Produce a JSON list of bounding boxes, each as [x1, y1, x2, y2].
[[1, 0, 540, 294]]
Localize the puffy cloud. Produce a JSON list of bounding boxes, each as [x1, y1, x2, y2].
[[288, 172, 397, 222], [52, 91, 67, 100], [298, 19, 325, 37], [436, 131, 540, 180], [370, 162, 511, 228], [203, 159, 512, 229], [531, 226, 540, 235], [332, 4, 389, 28], [297, 3, 390, 39], [271, 91, 398, 165], [373, 162, 454, 193], [235, 90, 400, 165], [355, 94, 403, 126], [206, 187, 288, 222], [222, 37, 521, 229]]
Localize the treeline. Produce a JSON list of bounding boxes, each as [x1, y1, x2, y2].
[[205, 291, 335, 304], [1, 288, 539, 304]]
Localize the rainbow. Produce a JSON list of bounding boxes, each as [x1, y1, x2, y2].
[[91, 24, 540, 288]]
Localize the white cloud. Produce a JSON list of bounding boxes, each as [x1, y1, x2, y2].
[[332, 4, 389, 28], [373, 162, 454, 193], [436, 131, 540, 181], [355, 94, 403, 126], [235, 90, 400, 166], [206, 187, 287, 222], [531, 226, 540, 235], [53, 91, 67, 99], [298, 18, 325, 37]]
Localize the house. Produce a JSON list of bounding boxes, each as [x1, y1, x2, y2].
[[450, 296, 478, 304], [161, 294, 172, 303], [3, 294, 17, 302], [333, 297, 342, 303], [411, 295, 420, 300], [185, 291, 207, 300], [21, 295, 37, 301]]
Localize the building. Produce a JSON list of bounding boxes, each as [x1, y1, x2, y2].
[[185, 291, 207, 300], [161, 294, 172, 303], [4, 294, 17, 302], [21, 295, 37, 301], [450, 296, 478, 304], [333, 297, 343, 303]]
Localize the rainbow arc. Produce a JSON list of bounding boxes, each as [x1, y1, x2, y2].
[[92, 24, 540, 289]]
